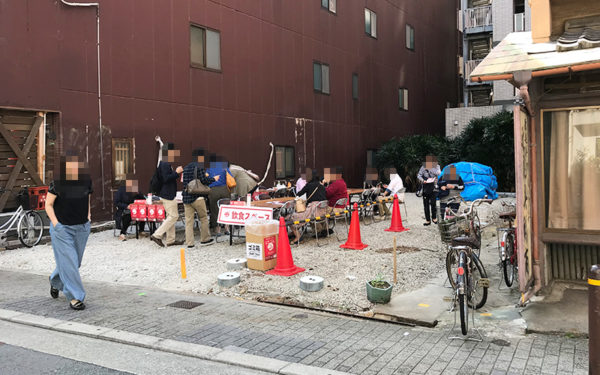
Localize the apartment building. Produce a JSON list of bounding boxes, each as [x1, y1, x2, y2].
[[446, 0, 531, 137]]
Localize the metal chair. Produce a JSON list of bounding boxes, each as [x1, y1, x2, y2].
[[396, 187, 409, 218], [312, 201, 330, 247], [362, 188, 377, 225], [330, 198, 348, 241]]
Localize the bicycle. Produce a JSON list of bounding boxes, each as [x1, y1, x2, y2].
[[0, 188, 45, 247], [439, 197, 492, 336], [497, 203, 517, 287]]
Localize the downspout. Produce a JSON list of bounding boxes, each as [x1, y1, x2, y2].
[[513, 71, 542, 305], [60, 0, 105, 209]]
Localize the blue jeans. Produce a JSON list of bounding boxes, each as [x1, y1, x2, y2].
[[49, 221, 91, 302]]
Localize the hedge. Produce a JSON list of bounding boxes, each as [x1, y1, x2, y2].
[[375, 111, 514, 192]]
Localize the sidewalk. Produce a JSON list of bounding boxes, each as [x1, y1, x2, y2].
[[0, 270, 589, 374]]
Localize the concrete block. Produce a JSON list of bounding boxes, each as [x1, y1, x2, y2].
[[54, 321, 112, 338]]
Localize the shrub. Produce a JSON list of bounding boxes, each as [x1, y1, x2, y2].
[[375, 111, 515, 191]]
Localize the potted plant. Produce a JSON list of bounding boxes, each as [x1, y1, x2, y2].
[[366, 274, 393, 304]]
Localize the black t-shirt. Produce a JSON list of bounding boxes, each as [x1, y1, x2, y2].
[[49, 179, 93, 225]]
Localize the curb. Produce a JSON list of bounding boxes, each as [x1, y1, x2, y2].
[[0, 308, 349, 375]]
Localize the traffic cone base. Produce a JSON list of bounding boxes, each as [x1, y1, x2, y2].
[[340, 203, 368, 250], [266, 217, 305, 276], [385, 194, 409, 232]]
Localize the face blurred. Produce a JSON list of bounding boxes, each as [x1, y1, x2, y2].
[[125, 179, 139, 193], [167, 149, 180, 163], [65, 158, 83, 181], [425, 156, 436, 169], [366, 168, 378, 183], [448, 166, 458, 180]]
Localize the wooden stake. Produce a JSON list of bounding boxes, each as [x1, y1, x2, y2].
[[180, 248, 187, 279], [393, 237, 397, 284]]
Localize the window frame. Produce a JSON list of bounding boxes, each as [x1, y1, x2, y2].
[[540, 105, 600, 235], [275, 145, 296, 179], [111, 137, 135, 185], [321, 0, 337, 14], [406, 24, 415, 51], [364, 8, 377, 39], [313, 61, 330, 95], [398, 88, 409, 111], [190, 23, 222, 72]]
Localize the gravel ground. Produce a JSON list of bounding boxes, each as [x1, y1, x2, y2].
[[0, 193, 515, 314]]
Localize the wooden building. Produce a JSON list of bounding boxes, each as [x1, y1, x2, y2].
[[471, 0, 600, 298], [0, 0, 458, 218]]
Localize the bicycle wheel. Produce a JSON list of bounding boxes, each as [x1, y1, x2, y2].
[[459, 292, 468, 335], [468, 253, 488, 309], [445, 248, 459, 289], [18, 210, 44, 247], [502, 231, 516, 287]]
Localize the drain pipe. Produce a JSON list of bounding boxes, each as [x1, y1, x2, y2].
[[60, 0, 105, 209]]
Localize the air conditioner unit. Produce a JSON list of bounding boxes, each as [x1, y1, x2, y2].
[[514, 13, 525, 32]]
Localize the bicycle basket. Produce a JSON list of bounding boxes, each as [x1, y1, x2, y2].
[[16, 189, 30, 210], [437, 206, 470, 244]]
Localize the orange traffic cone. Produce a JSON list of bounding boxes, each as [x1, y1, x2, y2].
[[266, 217, 305, 276], [340, 203, 368, 250], [385, 194, 409, 232]]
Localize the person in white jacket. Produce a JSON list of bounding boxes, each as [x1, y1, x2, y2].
[[377, 172, 404, 217]]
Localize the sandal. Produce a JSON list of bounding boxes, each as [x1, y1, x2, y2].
[[423, 221, 431, 226], [118, 234, 127, 241], [69, 300, 86, 310], [50, 286, 59, 299]]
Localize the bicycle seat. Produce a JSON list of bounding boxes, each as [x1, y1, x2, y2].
[[451, 236, 480, 249], [499, 211, 516, 220]]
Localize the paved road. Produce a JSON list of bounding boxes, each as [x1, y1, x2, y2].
[[0, 320, 269, 375], [0, 270, 589, 374], [0, 342, 129, 375]]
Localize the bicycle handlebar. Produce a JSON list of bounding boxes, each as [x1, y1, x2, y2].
[[445, 195, 493, 217]]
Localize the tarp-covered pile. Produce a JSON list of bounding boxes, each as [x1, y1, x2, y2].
[[440, 162, 498, 201]]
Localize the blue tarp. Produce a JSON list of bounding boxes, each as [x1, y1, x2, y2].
[[439, 162, 498, 201]]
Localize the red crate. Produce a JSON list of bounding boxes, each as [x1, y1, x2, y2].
[[28, 186, 48, 211], [147, 204, 157, 221], [155, 204, 165, 221]]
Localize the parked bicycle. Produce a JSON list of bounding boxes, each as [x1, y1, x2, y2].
[[497, 203, 517, 287], [0, 188, 44, 247], [438, 196, 492, 335]]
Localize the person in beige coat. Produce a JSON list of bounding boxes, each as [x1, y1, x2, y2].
[[229, 164, 259, 197]]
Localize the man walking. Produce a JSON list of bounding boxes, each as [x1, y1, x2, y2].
[[150, 143, 184, 247], [182, 148, 217, 247]]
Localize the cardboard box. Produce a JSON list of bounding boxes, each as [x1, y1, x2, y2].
[[246, 220, 279, 271]]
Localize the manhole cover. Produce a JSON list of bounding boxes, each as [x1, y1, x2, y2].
[[167, 300, 204, 309]]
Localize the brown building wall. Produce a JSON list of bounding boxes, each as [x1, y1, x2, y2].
[[0, 0, 458, 218]]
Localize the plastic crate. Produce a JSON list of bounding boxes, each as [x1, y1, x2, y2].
[[28, 186, 48, 211]]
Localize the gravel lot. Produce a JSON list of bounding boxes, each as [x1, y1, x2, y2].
[[0, 193, 515, 314]]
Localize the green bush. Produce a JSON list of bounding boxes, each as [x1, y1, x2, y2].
[[375, 111, 514, 191]]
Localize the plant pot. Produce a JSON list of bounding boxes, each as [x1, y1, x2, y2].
[[366, 281, 393, 304]]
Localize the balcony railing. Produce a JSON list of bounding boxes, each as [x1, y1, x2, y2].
[[465, 59, 484, 81], [463, 6, 492, 30], [514, 13, 525, 32]]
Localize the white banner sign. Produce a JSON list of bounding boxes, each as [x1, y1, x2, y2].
[[217, 205, 273, 225]]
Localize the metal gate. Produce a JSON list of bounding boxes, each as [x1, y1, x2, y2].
[[549, 243, 600, 281]]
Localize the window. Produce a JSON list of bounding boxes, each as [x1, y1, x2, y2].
[[543, 107, 600, 231], [406, 24, 415, 50], [275, 146, 295, 179], [398, 88, 408, 111], [321, 0, 336, 13], [190, 24, 221, 71], [112, 138, 134, 182], [352, 74, 359, 100], [313, 62, 330, 94], [365, 8, 377, 38]]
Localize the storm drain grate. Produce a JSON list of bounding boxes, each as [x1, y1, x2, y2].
[[167, 300, 204, 309]]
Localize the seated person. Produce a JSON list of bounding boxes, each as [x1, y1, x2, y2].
[[325, 167, 348, 214], [438, 165, 464, 220], [377, 170, 404, 217], [288, 171, 327, 243], [114, 176, 145, 241]]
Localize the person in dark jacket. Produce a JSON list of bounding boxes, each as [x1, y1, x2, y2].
[[438, 165, 464, 220], [150, 143, 184, 247], [417, 155, 441, 225], [183, 148, 217, 247], [114, 176, 145, 241], [289, 171, 328, 243]]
